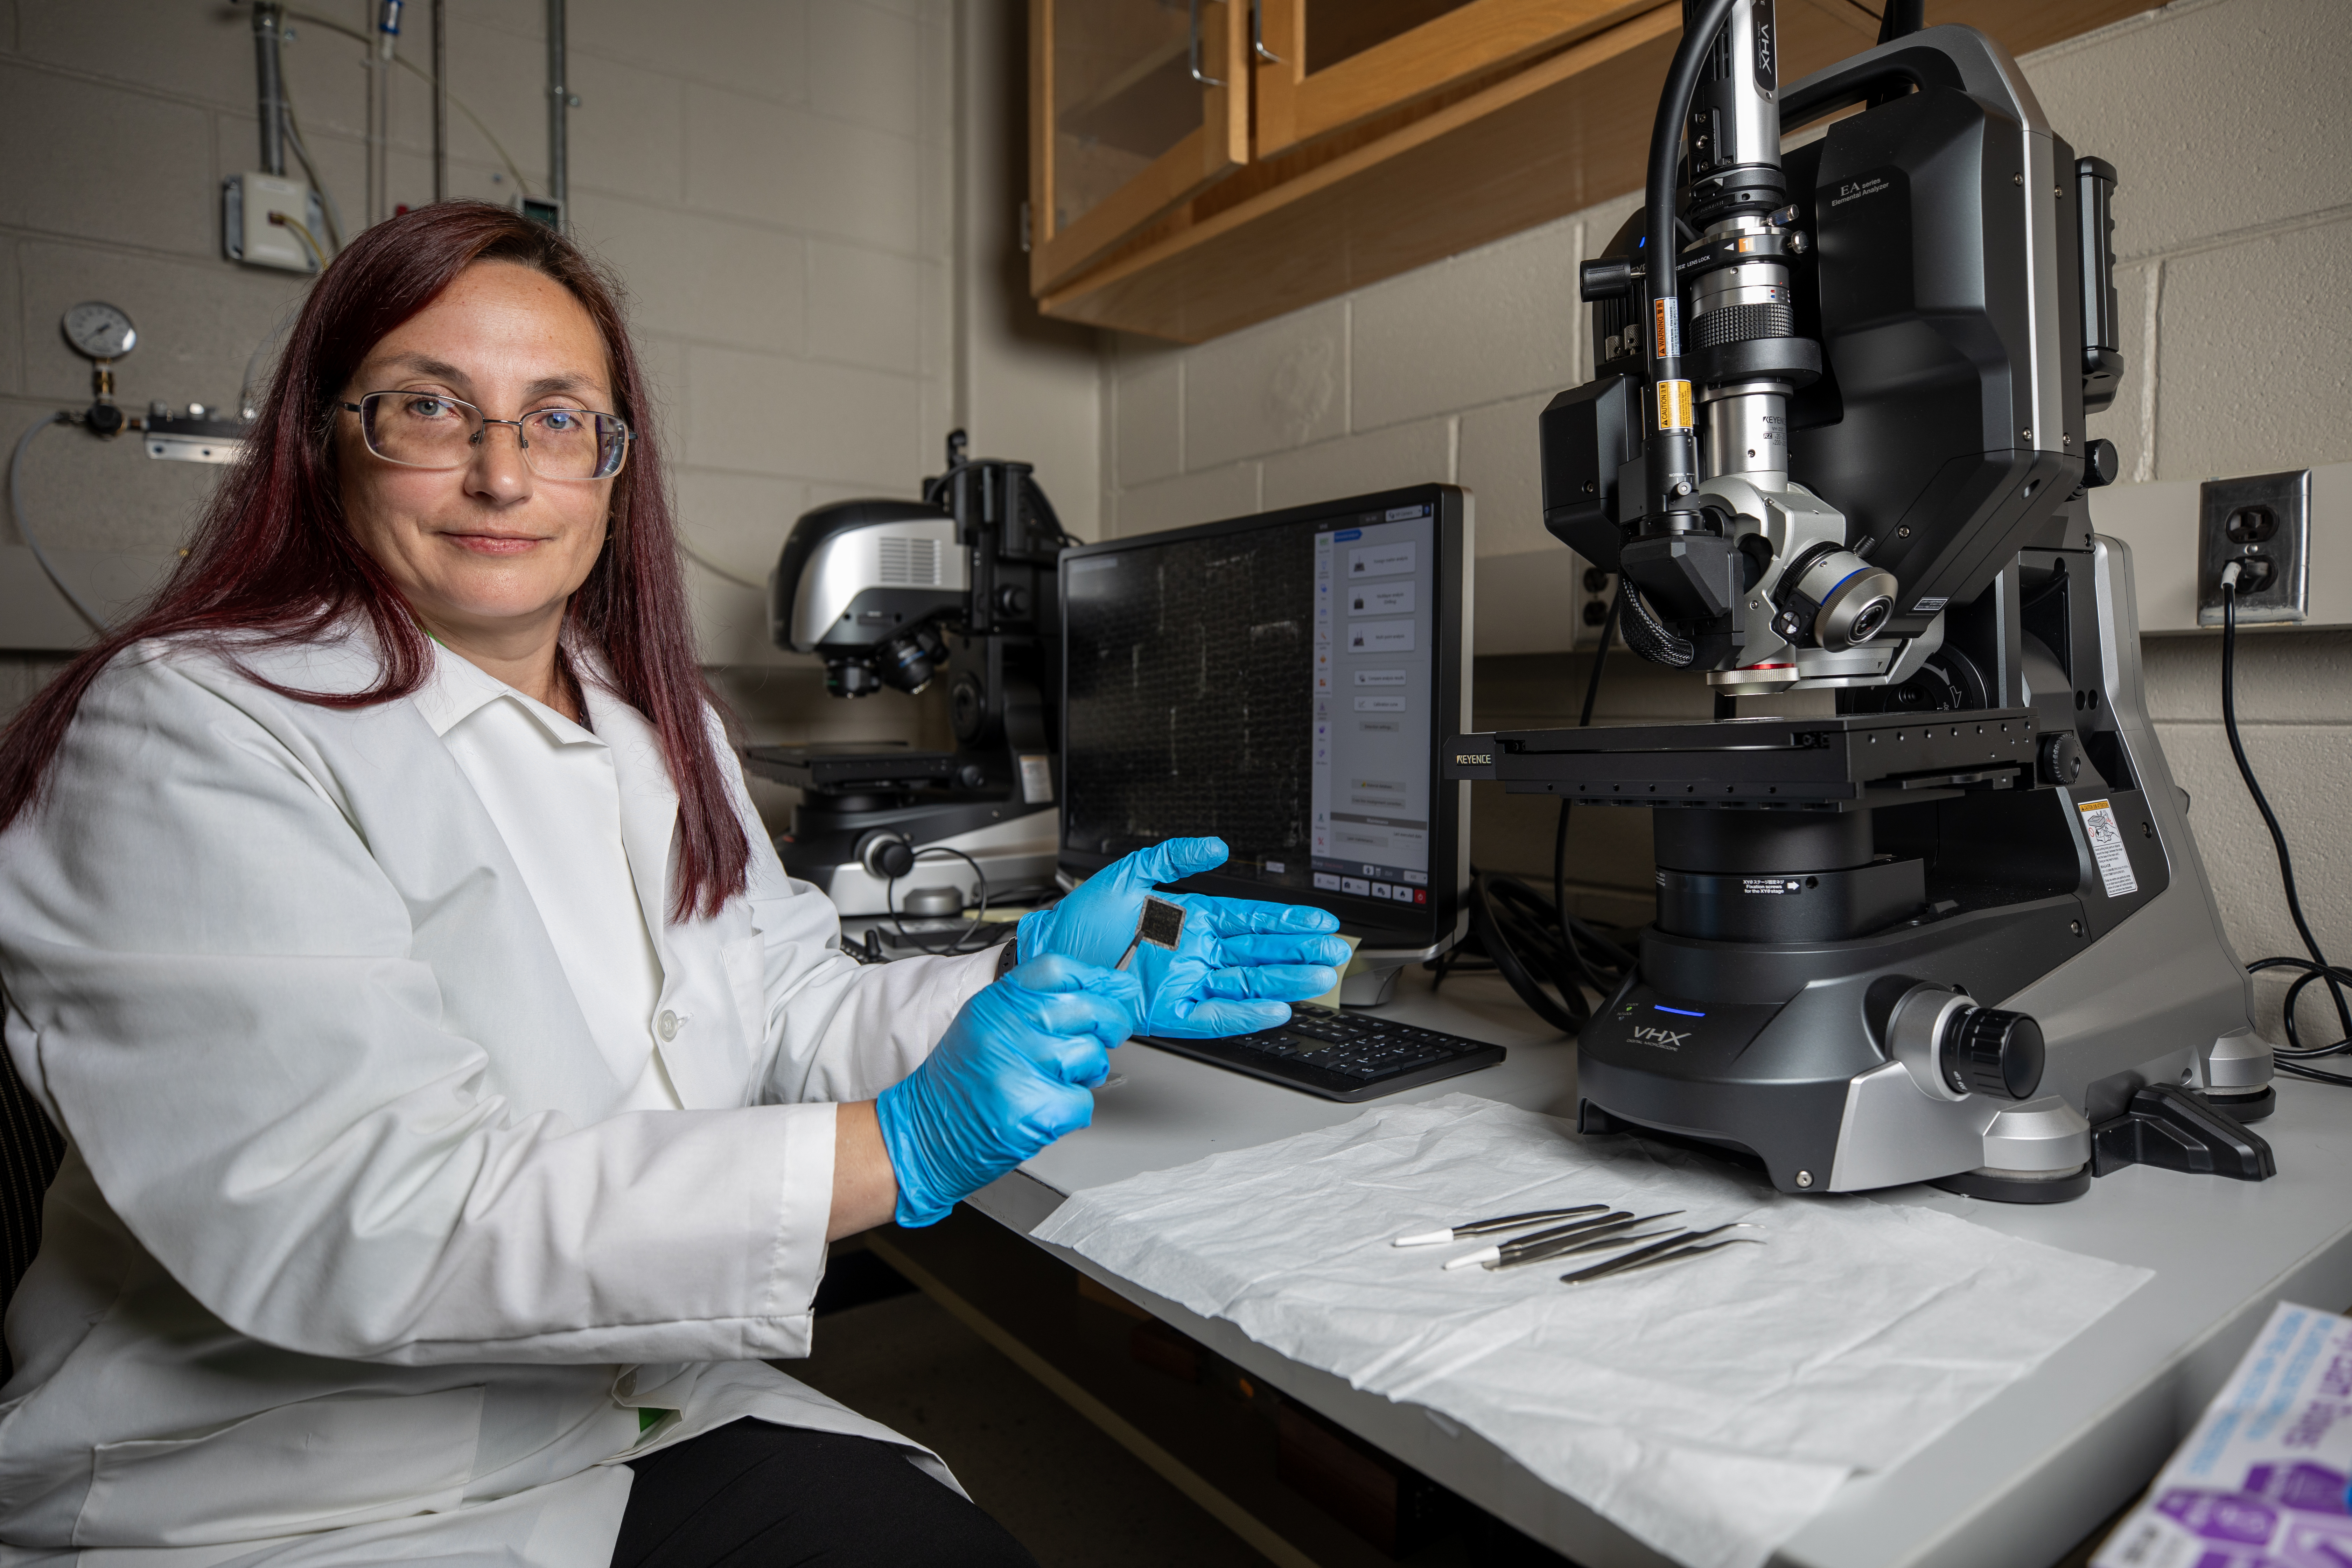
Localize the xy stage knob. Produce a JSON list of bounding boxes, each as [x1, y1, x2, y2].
[[1943, 1008, 2045, 1101], [2039, 730, 2084, 785]]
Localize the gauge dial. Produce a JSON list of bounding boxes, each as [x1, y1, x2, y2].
[[61, 301, 137, 361]]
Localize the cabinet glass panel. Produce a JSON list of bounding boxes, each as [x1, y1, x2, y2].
[[1307, 0, 1477, 73], [1052, 0, 1199, 235]]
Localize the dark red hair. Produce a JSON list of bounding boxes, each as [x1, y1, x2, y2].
[[0, 201, 748, 920]]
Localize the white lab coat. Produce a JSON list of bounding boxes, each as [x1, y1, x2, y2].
[[0, 624, 1002, 1567]]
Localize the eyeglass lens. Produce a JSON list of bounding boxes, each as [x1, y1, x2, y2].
[[359, 392, 626, 480]]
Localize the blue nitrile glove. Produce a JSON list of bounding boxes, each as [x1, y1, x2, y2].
[[1126, 917, 1352, 1038], [875, 955, 1143, 1228], [1016, 836, 1349, 1038]]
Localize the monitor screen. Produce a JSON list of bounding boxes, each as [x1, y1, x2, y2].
[[1057, 484, 1469, 955]]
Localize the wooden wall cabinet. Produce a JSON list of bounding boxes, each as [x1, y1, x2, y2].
[[1252, 0, 1662, 158], [1029, 0, 1248, 296], [1031, 0, 2153, 344]]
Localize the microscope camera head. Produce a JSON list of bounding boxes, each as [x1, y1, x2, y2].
[[771, 498, 968, 698]]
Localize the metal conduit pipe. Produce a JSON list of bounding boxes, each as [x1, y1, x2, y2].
[[252, 2, 287, 178], [432, 0, 448, 202], [547, 0, 568, 214]]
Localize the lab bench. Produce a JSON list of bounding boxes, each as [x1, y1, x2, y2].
[[925, 963, 2352, 1568]]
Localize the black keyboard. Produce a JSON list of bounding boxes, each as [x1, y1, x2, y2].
[[1139, 1004, 1505, 1102]]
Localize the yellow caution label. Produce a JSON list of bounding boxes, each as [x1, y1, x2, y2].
[[1652, 298, 1682, 359], [1657, 379, 1695, 430]]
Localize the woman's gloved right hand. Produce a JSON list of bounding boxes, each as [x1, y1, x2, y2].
[[875, 955, 1143, 1228]]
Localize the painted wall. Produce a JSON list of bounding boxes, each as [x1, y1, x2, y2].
[[1093, 0, 2352, 1042], [0, 0, 1097, 829]]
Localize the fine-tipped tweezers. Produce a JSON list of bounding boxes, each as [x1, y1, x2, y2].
[[1393, 1204, 1608, 1247], [1556, 1224, 1762, 1286], [1456, 1210, 1686, 1271]]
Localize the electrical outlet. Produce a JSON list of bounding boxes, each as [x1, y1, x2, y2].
[[2198, 470, 2310, 626]]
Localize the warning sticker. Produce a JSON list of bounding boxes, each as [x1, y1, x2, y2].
[[2076, 799, 2139, 898], [1019, 753, 1054, 805], [1653, 297, 1682, 359], [1657, 379, 1695, 430]]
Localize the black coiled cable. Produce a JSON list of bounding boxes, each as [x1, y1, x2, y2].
[[1617, 579, 1695, 668]]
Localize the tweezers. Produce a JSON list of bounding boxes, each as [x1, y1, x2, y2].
[[1394, 1204, 1608, 1247], [1558, 1225, 1762, 1285], [1501, 1225, 1680, 1267], [1473, 1211, 1685, 1272], [1440, 1211, 1627, 1269]]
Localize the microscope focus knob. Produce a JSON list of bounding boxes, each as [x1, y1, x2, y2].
[[856, 831, 917, 881], [1943, 1008, 2046, 1101], [2039, 731, 2084, 785]]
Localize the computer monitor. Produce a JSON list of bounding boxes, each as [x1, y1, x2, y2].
[[1057, 484, 1470, 958]]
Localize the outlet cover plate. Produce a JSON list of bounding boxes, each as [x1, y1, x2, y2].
[[2198, 470, 2310, 626]]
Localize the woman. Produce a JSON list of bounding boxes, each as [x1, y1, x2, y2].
[[0, 204, 1345, 1568]]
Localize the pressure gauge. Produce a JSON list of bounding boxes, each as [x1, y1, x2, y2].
[[61, 301, 137, 362]]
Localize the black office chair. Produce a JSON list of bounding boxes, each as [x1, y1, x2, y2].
[[0, 1043, 64, 1385]]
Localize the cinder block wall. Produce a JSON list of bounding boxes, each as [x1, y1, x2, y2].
[[0, 0, 965, 774], [1096, 0, 2352, 1042]]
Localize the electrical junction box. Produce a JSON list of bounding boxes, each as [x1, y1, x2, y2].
[[223, 172, 323, 273]]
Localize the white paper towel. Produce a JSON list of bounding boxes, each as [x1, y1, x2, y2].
[[1032, 1093, 2152, 1568]]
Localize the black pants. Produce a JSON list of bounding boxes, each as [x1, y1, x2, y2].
[[613, 1420, 1038, 1568]]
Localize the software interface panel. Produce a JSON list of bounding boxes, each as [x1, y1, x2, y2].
[[1061, 499, 1439, 913], [1313, 511, 1436, 906]]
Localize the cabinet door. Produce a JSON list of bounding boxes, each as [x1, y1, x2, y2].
[[1253, 0, 1667, 158], [1031, 0, 1248, 295]]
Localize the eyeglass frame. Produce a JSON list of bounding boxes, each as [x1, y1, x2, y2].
[[335, 390, 633, 481]]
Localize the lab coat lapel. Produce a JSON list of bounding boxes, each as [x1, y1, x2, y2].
[[580, 684, 678, 969], [578, 677, 750, 1110], [225, 632, 622, 1130]]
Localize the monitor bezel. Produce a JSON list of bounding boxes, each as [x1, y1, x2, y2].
[[1055, 482, 1471, 959]]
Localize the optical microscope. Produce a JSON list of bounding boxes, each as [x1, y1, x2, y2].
[[1449, 0, 2274, 1201], [755, 433, 1070, 916]]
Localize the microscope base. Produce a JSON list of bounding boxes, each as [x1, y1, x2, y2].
[[779, 805, 1058, 916]]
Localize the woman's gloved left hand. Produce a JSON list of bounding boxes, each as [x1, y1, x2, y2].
[[875, 955, 1142, 1228], [1016, 836, 1350, 1039]]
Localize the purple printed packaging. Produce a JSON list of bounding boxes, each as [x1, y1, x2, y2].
[[2095, 1303, 2352, 1568]]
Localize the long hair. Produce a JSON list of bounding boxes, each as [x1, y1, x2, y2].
[[0, 202, 749, 921]]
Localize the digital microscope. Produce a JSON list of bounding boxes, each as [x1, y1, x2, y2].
[[1450, 0, 2274, 1201], [757, 434, 1070, 916]]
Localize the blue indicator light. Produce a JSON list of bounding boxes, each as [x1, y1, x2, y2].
[[1653, 1005, 1706, 1018]]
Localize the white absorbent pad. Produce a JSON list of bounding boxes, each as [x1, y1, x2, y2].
[[1030, 1093, 2152, 1568]]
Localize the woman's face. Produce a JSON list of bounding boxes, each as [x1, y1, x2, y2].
[[335, 261, 618, 644]]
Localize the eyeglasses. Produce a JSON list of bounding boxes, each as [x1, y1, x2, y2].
[[338, 391, 631, 481]]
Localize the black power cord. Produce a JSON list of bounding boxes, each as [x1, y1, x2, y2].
[[884, 845, 1005, 958], [2219, 567, 2352, 1085]]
